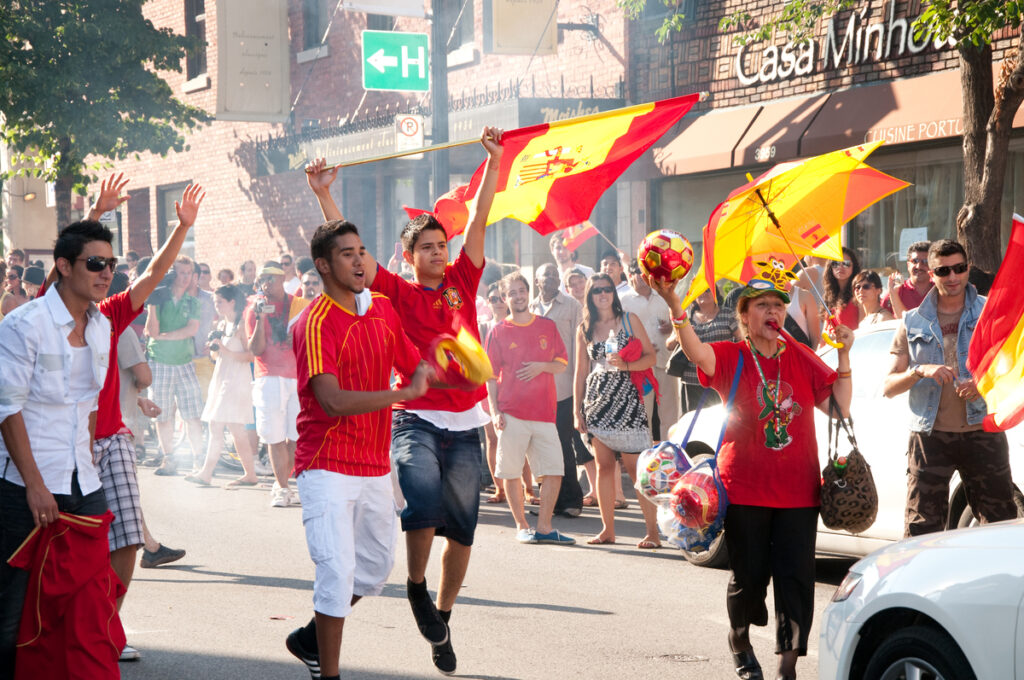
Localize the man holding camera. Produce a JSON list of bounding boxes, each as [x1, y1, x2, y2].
[[245, 262, 310, 507]]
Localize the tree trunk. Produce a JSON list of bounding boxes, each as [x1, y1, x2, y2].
[[957, 34, 1024, 274]]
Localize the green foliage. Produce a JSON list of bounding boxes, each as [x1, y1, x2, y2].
[[0, 0, 210, 194], [616, 0, 689, 43], [918, 0, 1024, 47]]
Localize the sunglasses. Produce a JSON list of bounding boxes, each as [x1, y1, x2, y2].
[[933, 262, 968, 277], [591, 286, 615, 295], [487, 296, 502, 303], [832, 260, 852, 268], [908, 258, 928, 266], [6, 273, 18, 280], [77, 256, 118, 272], [853, 283, 875, 291], [200, 269, 211, 275]]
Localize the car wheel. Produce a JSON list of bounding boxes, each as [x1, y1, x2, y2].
[[679, 450, 729, 569], [956, 489, 1024, 529], [863, 625, 975, 680]]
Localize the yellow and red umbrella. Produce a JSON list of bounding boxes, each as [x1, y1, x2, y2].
[[683, 141, 910, 342]]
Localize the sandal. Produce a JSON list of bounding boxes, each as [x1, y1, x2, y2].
[[484, 494, 506, 504], [586, 535, 616, 545], [581, 495, 597, 507], [636, 539, 661, 550], [225, 478, 258, 487], [613, 499, 629, 510]]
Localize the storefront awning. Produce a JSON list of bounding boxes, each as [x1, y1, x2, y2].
[[732, 93, 830, 167], [800, 70, 962, 156], [653, 105, 760, 175]]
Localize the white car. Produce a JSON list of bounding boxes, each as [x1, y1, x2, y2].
[[668, 320, 1024, 567], [819, 519, 1024, 679]]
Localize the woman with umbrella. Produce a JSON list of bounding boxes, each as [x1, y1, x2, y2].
[[650, 269, 853, 680]]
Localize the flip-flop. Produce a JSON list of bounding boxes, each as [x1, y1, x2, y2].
[[484, 495, 506, 504], [183, 475, 211, 486], [586, 536, 616, 545], [581, 495, 597, 507], [226, 479, 259, 487], [613, 500, 630, 510], [636, 540, 661, 550]]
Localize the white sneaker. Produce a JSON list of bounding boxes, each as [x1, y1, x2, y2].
[[287, 488, 301, 506], [270, 486, 288, 508], [119, 645, 141, 662]]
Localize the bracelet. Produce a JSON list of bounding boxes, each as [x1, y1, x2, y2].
[[672, 317, 690, 329], [837, 370, 851, 379]]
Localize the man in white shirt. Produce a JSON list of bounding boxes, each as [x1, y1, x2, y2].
[[620, 261, 679, 439], [549, 233, 593, 287], [0, 220, 117, 677], [281, 253, 302, 295]]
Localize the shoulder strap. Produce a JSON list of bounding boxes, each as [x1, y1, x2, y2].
[[622, 312, 633, 336], [713, 352, 744, 461]]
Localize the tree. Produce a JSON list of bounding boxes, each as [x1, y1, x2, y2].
[[0, 1, 210, 228], [620, 0, 1024, 272]]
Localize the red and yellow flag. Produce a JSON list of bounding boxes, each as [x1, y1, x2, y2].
[[561, 221, 598, 251], [460, 94, 699, 235], [968, 213, 1024, 431]]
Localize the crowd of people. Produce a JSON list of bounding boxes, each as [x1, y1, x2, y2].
[[0, 126, 1016, 680]]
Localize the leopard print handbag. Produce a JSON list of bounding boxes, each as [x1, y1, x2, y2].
[[820, 395, 878, 534]]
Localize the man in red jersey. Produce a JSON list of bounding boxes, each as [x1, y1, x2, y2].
[[486, 272, 575, 546], [305, 126, 502, 675], [286, 220, 430, 680]]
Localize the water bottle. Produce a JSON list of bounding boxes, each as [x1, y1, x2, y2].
[[605, 329, 618, 370]]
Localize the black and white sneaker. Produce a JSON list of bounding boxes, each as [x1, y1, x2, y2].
[[431, 624, 456, 676], [285, 627, 321, 679], [408, 582, 448, 645]]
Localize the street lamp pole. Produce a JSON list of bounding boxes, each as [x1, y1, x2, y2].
[[430, 1, 449, 198]]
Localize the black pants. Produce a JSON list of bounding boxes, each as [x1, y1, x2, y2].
[[0, 471, 108, 680], [553, 398, 584, 512], [723, 504, 818, 656]]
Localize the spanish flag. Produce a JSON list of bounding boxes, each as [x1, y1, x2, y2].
[[561, 221, 598, 251], [968, 213, 1024, 431], [464, 94, 700, 235]]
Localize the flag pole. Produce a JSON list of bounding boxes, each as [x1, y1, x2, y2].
[[308, 92, 710, 172]]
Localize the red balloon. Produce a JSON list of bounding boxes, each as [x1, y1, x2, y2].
[[670, 471, 720, 531]]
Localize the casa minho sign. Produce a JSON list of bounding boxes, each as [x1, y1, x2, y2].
[[734, 1, 954, 86]]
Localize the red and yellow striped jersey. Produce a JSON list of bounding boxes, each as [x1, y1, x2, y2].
[[293, 292, 420, 476]]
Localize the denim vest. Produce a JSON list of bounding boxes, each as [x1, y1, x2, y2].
[[904, 284, 987, 434]]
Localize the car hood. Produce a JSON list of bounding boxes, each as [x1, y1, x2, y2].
[[854, 518, 1024, 570]]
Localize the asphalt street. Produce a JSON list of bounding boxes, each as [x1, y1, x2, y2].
[[119, 465, 856, 680]]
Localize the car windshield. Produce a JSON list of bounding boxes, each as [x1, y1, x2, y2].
[[817, 322, 898, 399]]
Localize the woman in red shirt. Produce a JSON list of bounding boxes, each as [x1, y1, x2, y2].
[[823, 246, 862, 331], [652, 273, 854, 680]]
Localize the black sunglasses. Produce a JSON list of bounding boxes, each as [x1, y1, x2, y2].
[[933, 262, 968, 277], [77, 256, 118, 272], [832, 260, 852, 268], [591, 286, 615, 295], [200, 269, 211, 275]]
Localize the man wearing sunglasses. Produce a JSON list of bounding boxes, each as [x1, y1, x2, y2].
[[883, 240, 933, 319], [883, 239, 1016, 538]]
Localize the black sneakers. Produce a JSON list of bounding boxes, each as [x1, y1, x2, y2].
[[285, 627, 321, 679], [431, 623, 456, 675], [139, 544, 185, 568], [407, 580, 448, 645]]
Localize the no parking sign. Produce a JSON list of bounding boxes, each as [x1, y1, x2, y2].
[[395, 114, 424, 159]]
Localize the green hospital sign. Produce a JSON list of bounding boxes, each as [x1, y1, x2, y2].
[[361, 30, 430, 92]]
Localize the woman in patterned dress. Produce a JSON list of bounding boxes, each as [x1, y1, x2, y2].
[[573, 274, 659, 547]]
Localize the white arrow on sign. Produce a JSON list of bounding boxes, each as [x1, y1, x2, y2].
[[367, 48, 399, 73]]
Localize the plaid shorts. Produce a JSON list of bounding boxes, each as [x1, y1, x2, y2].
[[94, 433, 145, 551], [150, 360, 204, 423]]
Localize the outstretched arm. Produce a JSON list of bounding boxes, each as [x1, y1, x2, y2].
[[462, 126, 505, 268], [648, 276, 716, 378], [130, 183, 205, 310], [305, 158, 343, 221], [87, 173, 131, 222]]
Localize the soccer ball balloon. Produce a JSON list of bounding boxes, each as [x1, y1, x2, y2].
[[637, 229, 694, 282], [636, 442, 689, 499], [670, 469, 721, 531]]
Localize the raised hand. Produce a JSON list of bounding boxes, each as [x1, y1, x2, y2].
[[91, 173, 131, 216], [480, 126, 504, 167], [305, 157, 339, 194], [175, 183, 206, 229]]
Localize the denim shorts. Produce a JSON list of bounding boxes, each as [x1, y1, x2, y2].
[[391, 410, 482, 546]]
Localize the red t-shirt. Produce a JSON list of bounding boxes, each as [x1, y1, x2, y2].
[[293, 293, 420, 477], [243, 294, 309, 379], [371, 251, 485, 412], [485, 315, 567, 423], [833, 301, 860, 330], [882, 279, 932, 314], [699, 341, 836, 508], [95, 291, 144, 439]]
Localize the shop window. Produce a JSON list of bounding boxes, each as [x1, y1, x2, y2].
[[185, 0, 207, 80], [303, 0, 329, 50], [157, 182, 195, 258]]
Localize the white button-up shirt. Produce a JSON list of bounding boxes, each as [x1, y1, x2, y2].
[[0, 284, 110, 494]]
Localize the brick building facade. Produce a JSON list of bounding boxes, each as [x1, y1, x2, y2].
[[84, 0, 630, 281], [627, 0, 1024, 270]]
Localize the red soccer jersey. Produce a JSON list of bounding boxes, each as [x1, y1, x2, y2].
[[293, 293, 420, 477], [699, 341, 836, 508], [95, 291, 144, 439], [244, 294, 310, 379], [485, 315, 567, 423], [371, 250, 485, 412]]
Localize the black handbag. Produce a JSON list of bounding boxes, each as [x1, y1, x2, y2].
[[666, 346, 692, 378], [819, 395, 878, 534]]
